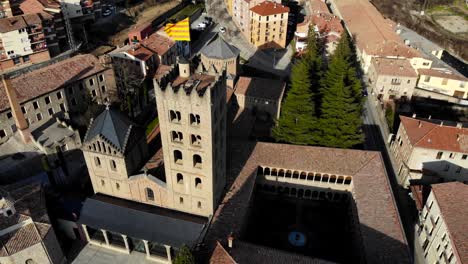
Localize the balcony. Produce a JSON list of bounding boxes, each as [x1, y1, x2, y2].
[[28, 27, 43, 35], [32, 42, 47, 52], [30, 34, 45, 43]]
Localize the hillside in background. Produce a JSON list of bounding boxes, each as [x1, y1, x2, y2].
[[370, 0, 468, 62]]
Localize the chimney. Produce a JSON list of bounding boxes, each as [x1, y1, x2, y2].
[[456, 122, 462, 128], [457, 134, 460, 142], [227, 233, 234, 248], [2, 76, 31, 143], [412, 113, 416, 118], [418, 121, 422, 128], [440, 121, 444, 127], [428, 115, 431, 120]]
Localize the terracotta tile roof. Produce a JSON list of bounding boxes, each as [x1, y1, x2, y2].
[[417, 68, 468, 82], [250, 1, 289, 16], [0, 224, 42, 255], [399, 116, 468, 153], [431, 182, 468, 263], [309, 0, 329, 14], [334, 0, 420, 58], [312, 13, 343, 35], [0, 183, 52, 256], [205, 141, 410, 263], [234, 76, 286, 101], [229, 240, 334, 263], [371, 58, 418, 77], [140, 31, 175, 56], [0, 54, 106, 112], [209, 241, 236, 264], [0, 16, 28, 32], [127, 45, 154, 61], [153, 64, 173, 80]]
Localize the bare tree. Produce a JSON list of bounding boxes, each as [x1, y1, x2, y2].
[[112, 61, 145, 117]]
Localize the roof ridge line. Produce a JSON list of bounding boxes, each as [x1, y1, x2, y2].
[[122, 124, 133, 152], [413, 122, 439, 147]]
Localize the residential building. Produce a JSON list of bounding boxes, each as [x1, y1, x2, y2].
[[110, 29, 177, 78], [232, 0, 275, 40], [109, 44, 158, 78], [414, 182, 468, 264], [250, 1, 289, 49], [329, 0, 432, 72], [396, 24, 445, 60], [0, 54, 117, 145], [200, 36, 240, 89], [416, 68, 468, 99], [367, 57, 418, 101], [0, 183, 66, 264], [61, 0, 101, 21], [0, 14, 52, 71], [391, 116, 468, 187], [19, 0, 70, 55], [77, 59, 226, 261], [233, 76, 285, 119], [295, 0, 343, 55]]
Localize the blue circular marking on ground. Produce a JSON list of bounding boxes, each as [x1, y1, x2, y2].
[[288, 231, 306, 247]]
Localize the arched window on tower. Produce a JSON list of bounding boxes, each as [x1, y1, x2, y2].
[[146, 188, 154, 201]]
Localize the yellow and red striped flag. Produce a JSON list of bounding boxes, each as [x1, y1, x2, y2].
[[164, 17, 191, 41]]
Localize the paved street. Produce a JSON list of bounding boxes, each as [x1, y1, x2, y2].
[[206, 0, 292, 77], [362, 90, 417, 258]]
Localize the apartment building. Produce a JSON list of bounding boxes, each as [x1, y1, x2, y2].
[[250, 1, 289, 49], [414, 182, 467, 264], [231, 0, 280, 41], [0, 14, 52, 71], [295, 0, 343, 54], [19, 0, 70, 55], [0, 54, 117, 145], [368, 57, 418, 101], [416, 68, 468, 99], [391, 116, 468, 187], [330, 0, 432, 73]]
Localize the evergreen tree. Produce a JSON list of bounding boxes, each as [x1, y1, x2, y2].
[[318, 33, 363, 148], [273, 59, 320, 145], [173, 245, 195, 264]]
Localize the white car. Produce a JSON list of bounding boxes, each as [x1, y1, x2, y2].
[[102, 9, 112, 17], [197, 22, 207, 29], [219, 26, 226, 33]]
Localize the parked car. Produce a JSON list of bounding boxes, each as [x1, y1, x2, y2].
[[219, 26, 226, 33], [197, 22, 207, 30], [102, 9, 112, 17]]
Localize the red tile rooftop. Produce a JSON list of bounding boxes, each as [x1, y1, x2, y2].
[[334, 0, 420, 58], [371, 58, 418, 77], [205, 141, 410, 263], [234, 76, 286, 101], [0, 54, 107, 112], [399, 116, 468, 153], [417, 68, 468, 82], [140, 31, 175, 56], [250, 1, 290, 16], [309, 0, 329, 14], [431, 182, 468, 263]]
